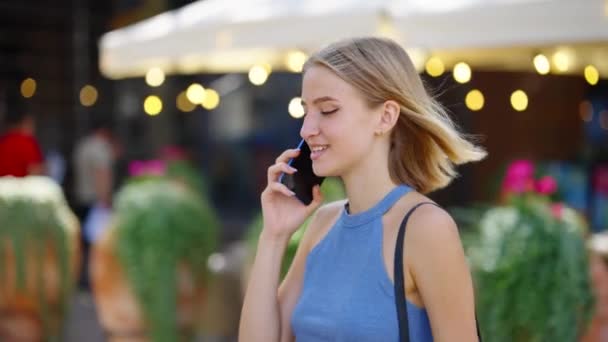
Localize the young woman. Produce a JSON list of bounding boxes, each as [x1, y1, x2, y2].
[[240, 37, 486, 342]]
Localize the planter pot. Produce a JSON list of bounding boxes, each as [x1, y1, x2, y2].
[[91, 227, 204, 342], [0, 177, 80, 341], [89, 178, 218, 342]]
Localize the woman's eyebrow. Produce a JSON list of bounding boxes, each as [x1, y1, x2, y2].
[[301, 96, 338, 106]]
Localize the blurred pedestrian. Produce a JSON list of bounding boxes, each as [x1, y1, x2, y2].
[[73, 117, 115, 289], [0, 100, 45, 177]]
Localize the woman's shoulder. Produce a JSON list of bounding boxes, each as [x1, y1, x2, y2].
[[301, 199, 347, 252], [398, 194, 462, 257], [315, 199, 347, 222]]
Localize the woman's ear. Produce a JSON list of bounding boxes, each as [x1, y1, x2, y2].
[[376, 100, 400, 135]]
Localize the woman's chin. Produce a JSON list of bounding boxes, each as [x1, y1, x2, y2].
[[312, 163, 338, 178]]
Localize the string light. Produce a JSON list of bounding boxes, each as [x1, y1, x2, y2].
[[510, 90, 528, 112], [249, 65, 269, 85], [533, 54, 550, 75], [201, 89, 220, 110], [20, 78, 36, 98], [144, 95, 162, 116], [146, 68, 165, 87], [425, 57, 444, 77], [465, 89, 484, 111], [453, 62, 472, 84], [80, 85, 98, 107], [584, 65, 599, 85], [288, 97, 305, 118], [186, 83, 205, 104]]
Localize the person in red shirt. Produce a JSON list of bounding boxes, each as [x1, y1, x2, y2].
[[0, 109, 45, 177]]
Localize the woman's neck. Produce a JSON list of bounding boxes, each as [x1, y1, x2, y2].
[[341, 156, 397, 214]]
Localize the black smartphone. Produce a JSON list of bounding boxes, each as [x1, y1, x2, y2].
[[279, 139, 325, 205]]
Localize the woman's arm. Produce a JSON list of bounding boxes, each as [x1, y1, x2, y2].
[[240, 203, 332, 342], [240, 229, 293, 342], [239, 148, 323, 342], [407, 205, 479, 341]]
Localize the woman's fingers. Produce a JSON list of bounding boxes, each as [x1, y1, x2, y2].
[[275, 148, 300, 164], [268, 181, 296, 197], [305, 185, 324, 214], [267, 155, 299, 183]]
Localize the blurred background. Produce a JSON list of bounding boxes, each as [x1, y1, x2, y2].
[[0, 0, 607, 341]]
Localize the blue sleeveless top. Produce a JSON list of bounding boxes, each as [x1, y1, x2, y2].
[[291, 185, 433, 341]]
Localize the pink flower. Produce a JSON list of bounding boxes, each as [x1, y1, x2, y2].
[[535, 176, 558, 195], [129, 160, 145, 177], [550, 202, 564, 220], [128, 160, 167, 177], [502, 160, 535, 194]]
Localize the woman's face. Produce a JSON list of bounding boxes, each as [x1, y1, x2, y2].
[[300, 65, 381, 177]]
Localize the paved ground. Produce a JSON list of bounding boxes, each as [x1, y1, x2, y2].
[[63, 291, 105, 342], [62, 242, 245, 342]]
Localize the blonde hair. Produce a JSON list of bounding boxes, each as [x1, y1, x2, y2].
[[304, 37, 487, 194]]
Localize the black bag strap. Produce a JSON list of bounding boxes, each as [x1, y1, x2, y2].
[[394, 202, 482, 341]]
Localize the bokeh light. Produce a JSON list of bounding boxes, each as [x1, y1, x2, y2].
[[288, 97, 305, 118], [584, 65, 599, 85], [286, 51, 307, 73], [80, 85, 98, 107], [176, 91, 196, 112], [465, 89, 484, 111], [201, 88, 220, 110], [144, 95, 162, 116], [533, 54, 551, 75], [425, 57, 445, 77], [20, 78, 36, 98], [186, 83, 205, 104], [249, 65, 269, 85], [146, 67, 165, 87], [511, 90, 529, 111]]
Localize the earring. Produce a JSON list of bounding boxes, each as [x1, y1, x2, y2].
[[375, 130, 384, 136]]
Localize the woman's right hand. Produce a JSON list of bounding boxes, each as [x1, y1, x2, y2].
[[260, 148, 323, 241]]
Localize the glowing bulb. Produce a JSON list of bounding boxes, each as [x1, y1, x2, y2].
[[533, 54, 550, 75], [552, 50, 571, 72], [144, 95, 162, 116], [186, 83, 206, 104], [510, 90, 528, 112], [249, 65, 269, 86], [288, 97, 305, 118], [453, 62, 471, 84], [20, 78, 36, 98], [465, 90, 484, 111], [286, 51, 308, 72], [425, 57, 444, 77], [145, 67, 165, 87], [584, 65, 599, 85], [176, 92, 196, 112], [201, 88, 220, 110], [80, 85, 98, 107]]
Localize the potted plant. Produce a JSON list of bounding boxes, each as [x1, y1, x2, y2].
[[91, 170, 218, 342], [459, 160, 594, 341], [0, 176, 80, 341]]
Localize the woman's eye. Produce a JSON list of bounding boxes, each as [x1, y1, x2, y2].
[[321, 109, 338, 115]]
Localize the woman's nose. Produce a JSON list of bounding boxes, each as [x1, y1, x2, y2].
[[299, 113, 319, 140]]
